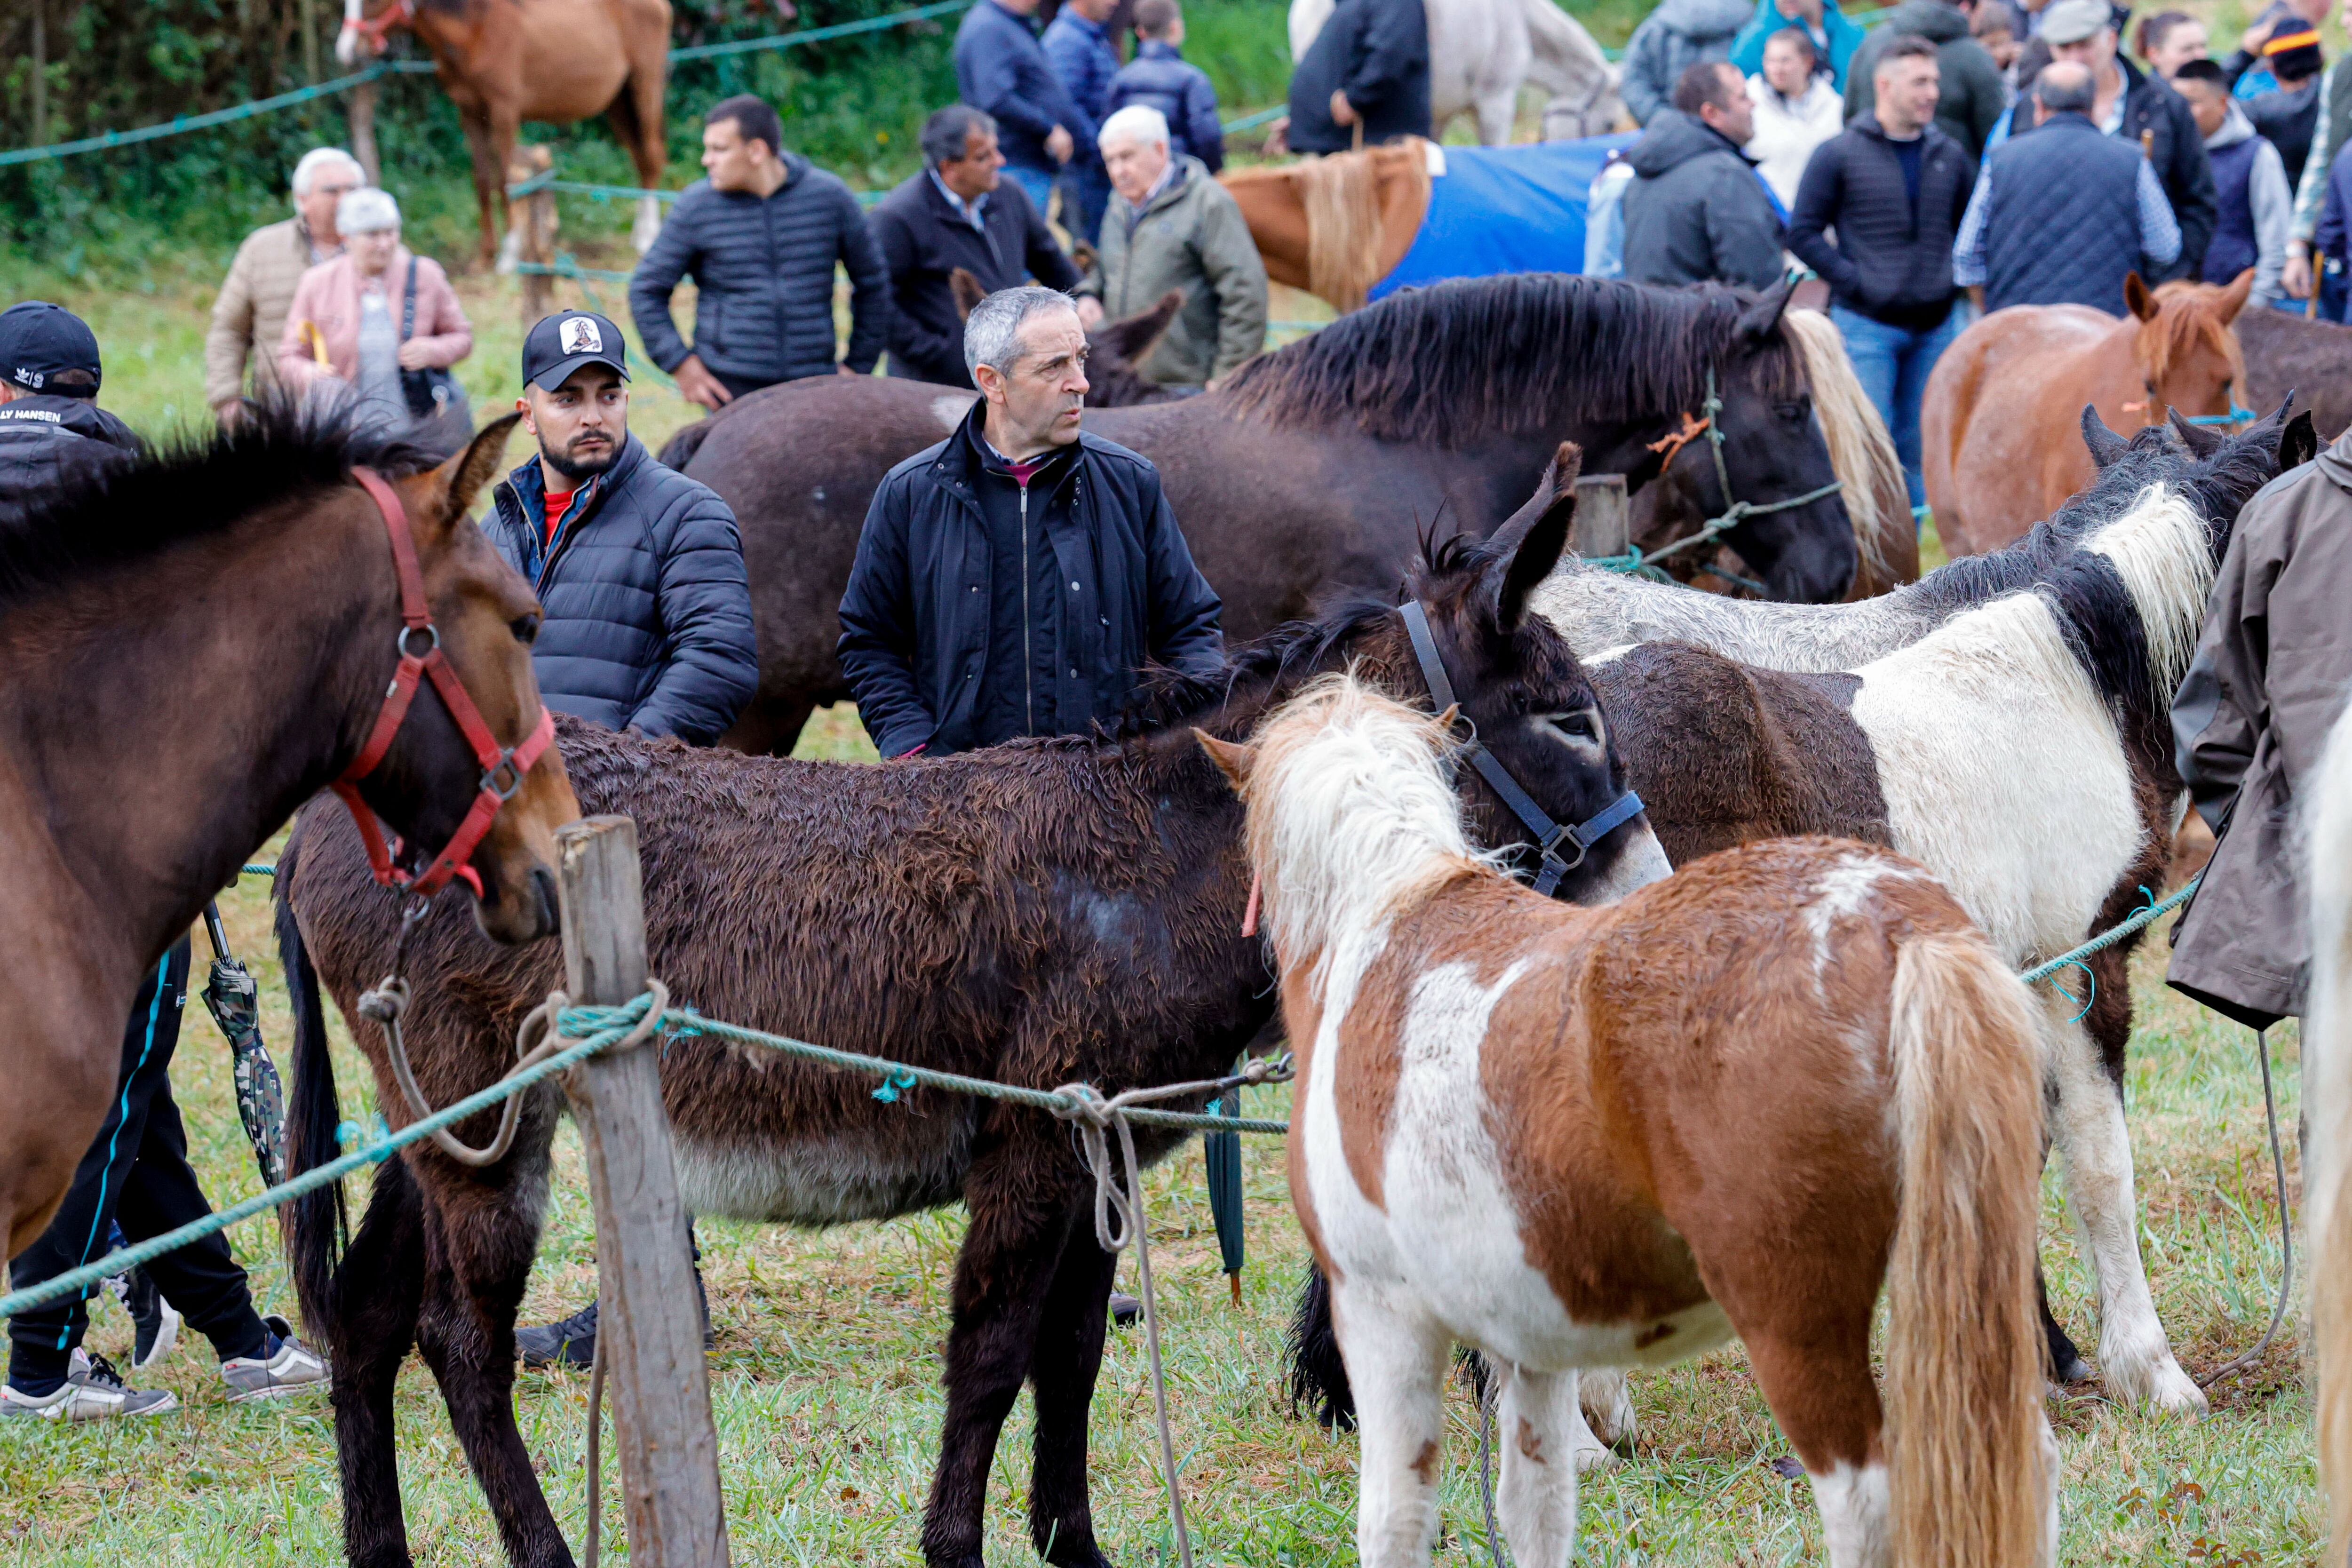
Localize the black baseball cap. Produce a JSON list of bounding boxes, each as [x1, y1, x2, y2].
[[0, 301, 102, 398], [522, 310, 630, 392]]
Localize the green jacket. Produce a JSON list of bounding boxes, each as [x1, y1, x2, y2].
[[1080, 157, 1269, 386]]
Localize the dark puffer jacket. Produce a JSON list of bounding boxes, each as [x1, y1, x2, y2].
[[1786, 114, 1976, 328], [628, 155, 890, 389], [955, 0, 1089, 174], [1285, 0, 1432, 154], [0, 396, 139, 528], [1106, 41, 1226, 172], [487, 436, 758, 745], [1621, 109, 1785, 288], [1844, 0, 2009, 159], [836, 400, 1224, 759]]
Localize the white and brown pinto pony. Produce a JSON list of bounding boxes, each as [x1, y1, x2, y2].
[[1205, 677, 2057, 1568]]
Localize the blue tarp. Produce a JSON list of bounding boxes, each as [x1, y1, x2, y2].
[[1369, 133, 1642, 300]]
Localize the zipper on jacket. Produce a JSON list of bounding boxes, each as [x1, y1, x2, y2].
[[1020, 478, 1035, 733]]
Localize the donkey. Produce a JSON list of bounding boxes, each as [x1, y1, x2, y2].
[[947, 266, 1189, 408], [1289, 411, 2308, 1430], [1204, 677, 2055, 1568], [0, 402, 574, 1258], [276, 491, 1670, 1568]]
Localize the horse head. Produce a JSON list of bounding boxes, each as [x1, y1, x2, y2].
[[336, 0, 413, 64], [2123, 270, 2255, 432]]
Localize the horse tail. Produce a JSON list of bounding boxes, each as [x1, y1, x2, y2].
[[1283, 1262, 1359, 1431], [276, 834, 350, 1339], [2307, 708, 2352, 1563], [1780, 308, 1913, 595], [1885, 929, 2049, 1568], [658, 415, 715, 472]]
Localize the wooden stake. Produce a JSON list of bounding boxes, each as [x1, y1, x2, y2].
[[509, 144, 556, 322], [347, 75, 380, 186], [556, 816, 730, 1568], [1570, 473, 1630, 560]]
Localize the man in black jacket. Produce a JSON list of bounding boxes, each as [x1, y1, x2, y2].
[[0, 302, 139, 527], [2040, 0, 2217, 283], [1788, 36, 1975, 507], [838, 285, 1223, 759], [487, 311, 758, 747], [1284, 0, 1431, 154], [870, 105, 1081, 388], [1621, 62, 1786, 288], [629, 95, 889, 410]]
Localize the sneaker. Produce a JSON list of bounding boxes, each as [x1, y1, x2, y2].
[[123, 1270, 180, 1371], [0, 1351, 177, 1421], [516, 1299, 599, 1370], [220, 1316, 329, 1402]]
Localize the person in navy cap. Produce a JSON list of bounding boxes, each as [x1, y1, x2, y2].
[[0, 302, 141, 529], [484, 310, 758, 751]]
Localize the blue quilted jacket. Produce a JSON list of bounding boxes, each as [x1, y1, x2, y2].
[[487, 437, 759, 745]]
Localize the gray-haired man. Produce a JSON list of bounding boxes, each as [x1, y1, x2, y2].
[[837, 284, 1224, 759], [205, 146, 366, 423]]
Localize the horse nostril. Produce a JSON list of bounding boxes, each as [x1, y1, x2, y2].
[[531, 867, 559, 937]]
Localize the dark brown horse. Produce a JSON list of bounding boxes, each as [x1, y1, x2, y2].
[[2239, 303, 2352, 441], [0, 404, 576, 1258], [660, 273, 1859, 754], [338, 0, 672, 263], [276, 496, 1668, 1568]]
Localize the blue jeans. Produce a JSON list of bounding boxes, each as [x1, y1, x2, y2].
[[1829, 301, 1964, 510], [1004, 163, 1057, 221]]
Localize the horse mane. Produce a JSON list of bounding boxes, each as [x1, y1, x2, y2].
[[1219, 274, 1802, 450], [2138, 279, 2248, 387], [1295, 142, 1430, 313], [1781, 308, 1909, 589], [0, 396, 443, 611], [1119, 597, 1403, 733]]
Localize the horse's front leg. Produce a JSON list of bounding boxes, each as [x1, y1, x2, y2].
[[922, 1119, 1083, 1568], [1025, 1204, 1120, 1567], [2043, 966, 2205, 1413], [1494, 1362, 1584, 1568], [1332, 1279, 1451, 1568]]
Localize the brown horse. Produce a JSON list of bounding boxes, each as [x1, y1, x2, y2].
[[1220, 139, 1433, 311], [1922, 270, 2255, 555], [1210, 677, 2053, 1568], [338, 0, 672, 264], [0, 404, 576, 1258], [275, 506, 1667, 1568]]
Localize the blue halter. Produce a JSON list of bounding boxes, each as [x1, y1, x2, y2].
[[1399, 600, 1645, 898]]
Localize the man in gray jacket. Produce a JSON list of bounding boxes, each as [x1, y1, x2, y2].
[[1074, 105, 1268, 388], [1621, 0, 1754, 125], [1622, 62, 1787, 288]]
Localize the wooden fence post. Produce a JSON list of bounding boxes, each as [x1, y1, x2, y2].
[[507, 144, 556, 322], [556, 816, 730, 1568], [1570, 473, 1630, 560]]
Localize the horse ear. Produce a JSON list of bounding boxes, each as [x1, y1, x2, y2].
[[2123, 272, 2159, 322], [1097, 289, 1187, 365], [949, 267, 987, 322], [1735, 278, 1797, 345], [437, 413, 521, 524], [2079, 404, 2131, 468], [1193, 729, 1256, 789], [2282, 409, 2320, 470], [1494, 452, 1581, 631], [2166, 408, 2225, 457], [2218, 266, 2257, 322]]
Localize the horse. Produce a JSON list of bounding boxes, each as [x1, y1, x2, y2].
[[2238, 303, 2352, 440], [337, 0, 672, 265], [1204, 676, 2055, 1568], [1922, 271, 2256, 556], [660, 273, 1867, 754], [2309, 704, 2352, 1564], [274, 499, 1670, 1568], [1290, 409, 2310, 1437], [0, 402, 577, 1258], [1286, 0, 1621, 146], [947, 266, 1190, 407]]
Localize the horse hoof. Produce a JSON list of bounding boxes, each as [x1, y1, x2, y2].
[[2100, 1350, 2209, 1416], [1570, 1438, 1618, 1475], [2052, 1355, 2094, 1386], [1577, 1369, 1636, 1449]]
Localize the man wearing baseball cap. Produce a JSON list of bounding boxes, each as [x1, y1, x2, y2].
[[0, 302, 140, 528], [484, 310, 757, 751]]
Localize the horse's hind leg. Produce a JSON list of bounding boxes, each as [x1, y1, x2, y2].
[[1576, 1366, 1635, 1448], [1331, 1281, 1450, 1568], [332, 1154, 429, 1568], [1025, 1207, 1119, 1567], [1740, 1322, 1889, 1568], [1493, 1363, 1582, 1568]]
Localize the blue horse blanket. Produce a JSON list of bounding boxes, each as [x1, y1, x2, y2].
[[1368, 134, 1641, 301]]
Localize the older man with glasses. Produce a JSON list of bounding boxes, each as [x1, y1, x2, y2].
[[205, 147, 367, 425]]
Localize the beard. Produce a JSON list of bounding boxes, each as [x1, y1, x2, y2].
[[542, 437, 619, 483]]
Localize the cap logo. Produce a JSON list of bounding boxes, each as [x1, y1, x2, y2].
[[559, 317, 603, 355], [13, 368, 41, 390]]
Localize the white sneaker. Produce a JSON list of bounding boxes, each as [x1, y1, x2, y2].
[[220, 1315, 329, 1402], [0, 1350, 177, 1420]]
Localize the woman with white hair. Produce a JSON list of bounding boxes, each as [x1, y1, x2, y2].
[[278, 187, 474, 451], [204, 145, 368, 424]]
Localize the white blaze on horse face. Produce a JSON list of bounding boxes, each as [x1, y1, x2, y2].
[[1810, 1461, 1892, 1568]]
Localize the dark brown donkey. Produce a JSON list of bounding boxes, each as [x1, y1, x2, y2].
[[0, 403, 576, 1259], [276, 493, 1669, 1568]]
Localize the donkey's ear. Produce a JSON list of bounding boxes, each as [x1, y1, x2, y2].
[[437, 413, 521, 524], [1488, 441, 1583, 555], [2123, 272, 2159, 322], [1194, 729, 1256, 789], [1495, 466, 1579, 630], [2282, 409, 2320, 470], [2080, 404, 2131, 468], [2166, 408, 2225, 457], [1735, 278, 1797, 345], [1097, 289, 1186, 365], [949, 267, 987, 322]]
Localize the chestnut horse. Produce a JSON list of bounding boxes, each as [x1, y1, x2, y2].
[[1922, 270, 2255, 556], [1208, 677, 2053, 1568], [338, 0, 672, 264], [1222, 139, 1434, 311], [0, 404, 576, 1257]]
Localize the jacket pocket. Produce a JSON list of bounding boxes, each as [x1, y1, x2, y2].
[[696, 297, 723, 357]]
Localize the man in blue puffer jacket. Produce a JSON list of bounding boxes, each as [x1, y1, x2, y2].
[[957, 0, 1090, 217], [1106, 0, 1225, 172], [488, 311, 759, 748]]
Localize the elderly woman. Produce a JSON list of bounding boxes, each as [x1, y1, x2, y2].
[[278, 188, 472, 450]]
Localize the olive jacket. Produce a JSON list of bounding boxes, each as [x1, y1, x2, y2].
[[1076, 158, 1268, 387]]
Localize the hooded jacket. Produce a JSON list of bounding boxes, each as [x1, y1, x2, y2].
[[1744, 72, 1846, 210], [1785, 112, 1975, 327], [0, 396, 139, 530], [2167, 428, 2352, 1028], [1843, 0, 2009, 159], [2203, 101, 2290, 305], [1621, 108, 1787, 288], [1285, 0, 1432, 153], [1729, 0, 1868, 91], [1621, 0, 1754, 126], [1076, 157, 1269, 387]]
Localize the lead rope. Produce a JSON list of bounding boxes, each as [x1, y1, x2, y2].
[[1477, 1373, 1510, 1568], [1612, 369, 1844, 581], [2195, 1026, 2296, 1390]]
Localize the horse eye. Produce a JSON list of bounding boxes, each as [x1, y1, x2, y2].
[[511, 614, 540, 646], [1773, 401, 1805, 421]]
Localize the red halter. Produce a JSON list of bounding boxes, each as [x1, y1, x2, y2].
[[331, 467, 556, 901], [343, 0, 413, 49]]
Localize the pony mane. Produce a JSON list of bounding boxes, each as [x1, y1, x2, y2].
[[0, 397, 443, 611], [1121, 597, 1402, 733], [1295, 142, 1432, 313], [1219, 274, 1802, 449], [2139, 280, 2248, 388], [1782, 308, 1908, 588]]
